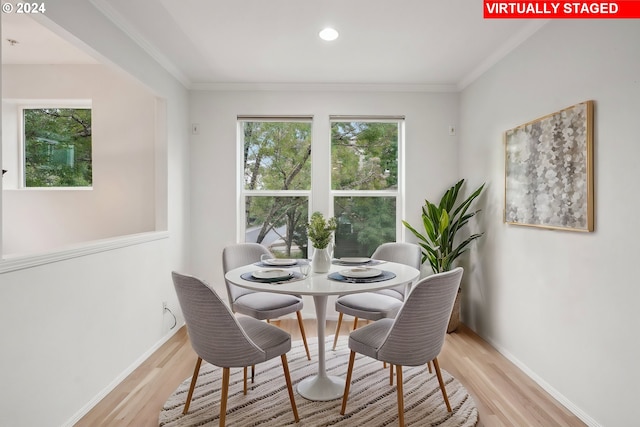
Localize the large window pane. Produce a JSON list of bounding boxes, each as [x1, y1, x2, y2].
[[333, 196, 396, 257], [243, 121, 311, 191], [24, 107, 92, 187], [331, 121, 398, 191], [245, 196, 309, 258]]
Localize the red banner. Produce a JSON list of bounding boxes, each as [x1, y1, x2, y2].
[[484, 1, 640, 18]]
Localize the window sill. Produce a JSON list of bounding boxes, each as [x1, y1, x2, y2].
[[0, 231, 169, 274]]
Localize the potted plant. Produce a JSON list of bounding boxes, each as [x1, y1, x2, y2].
[[307, 211, 337, 273], [402, 179, 485, 332]]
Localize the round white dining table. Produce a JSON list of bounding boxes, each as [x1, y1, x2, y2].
[[224, 260, 420, 401]]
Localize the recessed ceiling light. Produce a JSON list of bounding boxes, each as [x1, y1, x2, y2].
[[319, 27, 339, 41]]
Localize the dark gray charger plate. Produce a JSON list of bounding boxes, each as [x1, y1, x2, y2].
[[328, 270, 396, 283], [331, 259, 384, 266], [254, 260, 309, 268], [241, 271, 304, 283]]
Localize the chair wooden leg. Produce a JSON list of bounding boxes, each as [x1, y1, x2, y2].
[[296, 311, 311, 361], [396, 365, 405, 427], [281, 354, 300, 422], [433, 357, 452, 412], [183, 356, 202, 414], [389, 364, 394, 385], [251, 365, 255, 383], [243, 366, 248, 395], [220, 367, 230, 427], [427, 360, 432, 373], [340, 350, 357, 415], [332, 312, 344, 350], [352, 316, 359, 330]]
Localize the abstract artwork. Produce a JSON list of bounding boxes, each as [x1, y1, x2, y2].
[[504, 101, 594, 232]]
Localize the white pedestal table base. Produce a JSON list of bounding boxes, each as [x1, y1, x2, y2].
[[296, 295, 346, 401]]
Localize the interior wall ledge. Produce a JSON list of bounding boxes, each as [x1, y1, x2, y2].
[[0, 231, 169, 274]]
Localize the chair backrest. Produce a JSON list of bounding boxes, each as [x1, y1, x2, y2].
[[371, 242, 422, 270], [172, 271, 265, 367], [377, 267, 463, 366], [371, 242, 422, 297], [222, 243, 272, 305]]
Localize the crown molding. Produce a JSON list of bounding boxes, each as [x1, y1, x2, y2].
[[189, 82, 459, 93]]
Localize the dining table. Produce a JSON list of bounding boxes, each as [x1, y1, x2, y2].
[[224, 258, 421, 401]]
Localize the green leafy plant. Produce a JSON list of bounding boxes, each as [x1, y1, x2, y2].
[[307, 211, 337, 249], [403, 179, 485, 273]]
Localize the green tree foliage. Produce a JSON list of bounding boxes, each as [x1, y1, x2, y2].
[[334, 197, 396, 257], [243, 122, 311, 257], [24, 108, 92, 187], [331, 122, 397, 190], [331, 122, 399, 256]]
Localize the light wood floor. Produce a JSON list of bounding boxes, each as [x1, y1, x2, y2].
[[75, 319, 586, 427]]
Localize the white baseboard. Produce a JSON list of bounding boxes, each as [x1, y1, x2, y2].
[[484, 336, 601, 427], [62, 323, 185, 427]]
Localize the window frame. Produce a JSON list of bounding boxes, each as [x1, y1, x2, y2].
[[329, 116, 405, 245], [236, 116, 314, 248], [236, 115, 405, 256], [18, 100, 93, 189]]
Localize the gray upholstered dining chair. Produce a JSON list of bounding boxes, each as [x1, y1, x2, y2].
[[340, 267, 464, 427], [332, 242, 422, 350], [222, 243, 311, 361], [171, 272, 299, 426]]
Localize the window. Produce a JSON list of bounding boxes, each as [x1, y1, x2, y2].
[[22, 106, 92, 187], [238, 115, 403, 259], [240, 118, 312, 258], [331, 118, 402, 257]]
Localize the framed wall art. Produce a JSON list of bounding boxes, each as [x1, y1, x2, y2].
[[504, 100, 594, 232]]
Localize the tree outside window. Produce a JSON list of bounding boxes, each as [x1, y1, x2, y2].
[[23, 107, 92, 187], [331, 120, 400, 257], [241, 120, 311, 258]]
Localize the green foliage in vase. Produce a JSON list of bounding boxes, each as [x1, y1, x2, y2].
[[402, 179, 485, 273], [307, 211, 337, 249]]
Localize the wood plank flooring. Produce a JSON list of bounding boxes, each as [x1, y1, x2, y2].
[[75, 319, 586, 427]]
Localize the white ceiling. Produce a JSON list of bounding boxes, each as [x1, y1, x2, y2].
[[2, 0, 547, 90], [1, 12, 97, 65]]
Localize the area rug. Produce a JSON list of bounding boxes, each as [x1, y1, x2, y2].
[[160, 339, 478, 426]]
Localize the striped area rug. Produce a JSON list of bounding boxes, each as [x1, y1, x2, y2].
[[160, 339, 478, 426]]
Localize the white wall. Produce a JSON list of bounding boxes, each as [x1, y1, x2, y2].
[[188, 89, 460, 316], [0, 1, 190, 426], [2, 64, 157, 255], [459, 20, 640, 427]]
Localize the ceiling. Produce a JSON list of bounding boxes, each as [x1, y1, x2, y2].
[[2, 0, 547, 90], [1, 12, 97, 65]]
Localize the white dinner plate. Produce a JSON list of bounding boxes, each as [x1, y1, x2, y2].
[[252, 269, 293, 280], [340, 267, 382, 278], [338, 257, 371, 264], [263, 258, 297, 266]]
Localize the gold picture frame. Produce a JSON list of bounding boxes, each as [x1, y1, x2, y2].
[[504, 100, 594, 232]]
